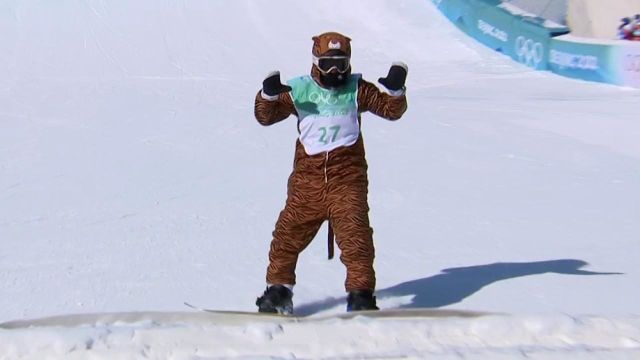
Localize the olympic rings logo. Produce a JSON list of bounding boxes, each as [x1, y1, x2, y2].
[[515, 36, 544, 68], [308, 91, 338, 105]]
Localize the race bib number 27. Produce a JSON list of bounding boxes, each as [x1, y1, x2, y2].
[[318, 125, 341, 145]]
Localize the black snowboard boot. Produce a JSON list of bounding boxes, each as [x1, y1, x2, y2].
[[256, 285, 293, 315], [346, 289, 379, 312]]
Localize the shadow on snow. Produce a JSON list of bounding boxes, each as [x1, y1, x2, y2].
[[294, 259, 622, 316]]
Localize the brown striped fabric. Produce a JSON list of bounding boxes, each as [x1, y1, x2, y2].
[[254, 74, 407, 292], [312, 32, 351, 57]]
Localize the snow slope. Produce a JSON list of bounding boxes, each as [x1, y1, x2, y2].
[[1, 0, 639, 358]]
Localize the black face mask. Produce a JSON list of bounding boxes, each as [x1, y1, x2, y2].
[[320, 71, 348, 88]]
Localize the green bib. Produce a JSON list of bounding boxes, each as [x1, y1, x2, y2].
[[288, 74, 361, 155]]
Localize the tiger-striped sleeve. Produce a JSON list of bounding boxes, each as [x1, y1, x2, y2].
[[254, 90, 297, 126], [357, 79, 407, 121]]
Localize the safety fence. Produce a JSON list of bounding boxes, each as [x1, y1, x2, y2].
[[431, 0, 640, 88]]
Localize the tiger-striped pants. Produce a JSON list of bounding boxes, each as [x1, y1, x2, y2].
[[265, 142, 376, 292]]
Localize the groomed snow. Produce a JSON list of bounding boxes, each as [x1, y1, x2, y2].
[[1, 0, 639, 359]]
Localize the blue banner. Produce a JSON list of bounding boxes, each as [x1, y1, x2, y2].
[[432, 0, 569, 70], [548, 38, 614, 84]]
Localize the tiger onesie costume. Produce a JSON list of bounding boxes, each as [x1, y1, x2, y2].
[[254, 31, 408, 313]]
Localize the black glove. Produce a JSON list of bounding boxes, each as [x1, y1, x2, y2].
[[262, 71, 292, 97], [378, 62, 408, 91]]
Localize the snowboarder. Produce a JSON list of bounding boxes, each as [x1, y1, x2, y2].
[[254, 31, 408, 314]]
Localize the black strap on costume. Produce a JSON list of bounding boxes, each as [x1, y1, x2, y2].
[[328, 222, 335, 260]]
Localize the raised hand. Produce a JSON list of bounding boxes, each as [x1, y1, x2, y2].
[[262, 71, 292, 97], [378, 62, 408, 91]]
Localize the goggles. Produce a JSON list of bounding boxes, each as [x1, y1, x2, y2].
[[313, 55, 351, 74]]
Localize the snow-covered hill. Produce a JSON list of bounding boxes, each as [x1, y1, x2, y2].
[[1, 0, 639, 358]]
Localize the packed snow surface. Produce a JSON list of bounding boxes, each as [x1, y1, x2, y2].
[[1, 0, 639, 359]]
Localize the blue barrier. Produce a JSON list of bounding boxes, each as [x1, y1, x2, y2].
[[549, 36, 640, 88], [548, 37, 614, 84], [432, 0, 640, 88], [432, 0, 569, 70]]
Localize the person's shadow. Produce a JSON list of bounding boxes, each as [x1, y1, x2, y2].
[[295, 259, 622, 316]]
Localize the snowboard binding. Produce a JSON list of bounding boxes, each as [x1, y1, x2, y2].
[[256, 285, 294, 315], [346, 289, 379, 312]]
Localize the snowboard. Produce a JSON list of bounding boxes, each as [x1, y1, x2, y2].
[[183, 302, 490, 322], [0, 305, 490, 330]]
